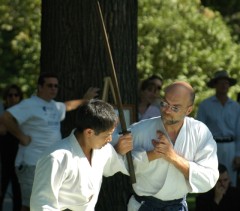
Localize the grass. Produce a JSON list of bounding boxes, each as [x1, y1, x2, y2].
[[187, 193, 197, 211]]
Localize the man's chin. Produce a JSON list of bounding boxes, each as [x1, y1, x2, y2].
[[163, 118, 179, 125]]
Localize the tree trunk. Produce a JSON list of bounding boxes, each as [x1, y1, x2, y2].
[[41, 0, 138, 210]]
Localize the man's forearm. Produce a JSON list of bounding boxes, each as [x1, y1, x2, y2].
[[0, 111, 30, 145], [64, 99, 87, 112], [147, 150, 189, 179], [171, 154, 189, 179]]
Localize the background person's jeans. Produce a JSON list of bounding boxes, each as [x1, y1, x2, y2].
[[15, 164, 35, 207]]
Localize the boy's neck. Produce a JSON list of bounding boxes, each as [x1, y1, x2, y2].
[[75, 131, 92, 165]]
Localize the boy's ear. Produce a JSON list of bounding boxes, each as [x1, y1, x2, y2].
[[84, 128, 94, 137]]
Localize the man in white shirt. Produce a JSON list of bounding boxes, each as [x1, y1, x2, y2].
[[128, 81, 219, 211], [30, 100, 132, 211]]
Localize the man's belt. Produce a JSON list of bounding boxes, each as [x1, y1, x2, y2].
[[134, 193, 184, 208], [214, 137, 234, 143]]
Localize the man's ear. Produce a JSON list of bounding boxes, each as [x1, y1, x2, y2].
[[83, 128, 94, 137], [186, 105, 193, 116]]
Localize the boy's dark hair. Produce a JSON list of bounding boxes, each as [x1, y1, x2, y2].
[[37, 72, 58, 86], [75, 99, 118, 135]]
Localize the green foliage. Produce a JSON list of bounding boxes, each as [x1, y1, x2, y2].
[[1, 0, 240, 113], [138, 0, 240, 114], [0, 0, 41, 97], [201, 0, 240, 44]]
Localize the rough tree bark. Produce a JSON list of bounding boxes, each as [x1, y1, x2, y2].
[[41, 0, 138, 210]]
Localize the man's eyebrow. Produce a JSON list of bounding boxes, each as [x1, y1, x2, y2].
[[162, 98, 182, 107]]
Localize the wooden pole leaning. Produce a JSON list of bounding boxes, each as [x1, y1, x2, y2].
[[95, 1, 136, 183]]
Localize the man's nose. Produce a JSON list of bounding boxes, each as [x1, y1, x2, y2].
[[165, 105, 173, 113]]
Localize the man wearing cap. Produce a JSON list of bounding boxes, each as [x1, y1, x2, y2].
[[197, 70, 240, 187]]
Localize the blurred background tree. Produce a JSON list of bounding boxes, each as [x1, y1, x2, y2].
[[1, 0, 240, 114], [0, 0, 41, 97], [201, 0, 240, 42]]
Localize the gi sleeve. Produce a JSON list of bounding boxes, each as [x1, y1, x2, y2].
[[188, 123, 219, 193], [103, 144, 129, 177], [30, 155, 65, 211]]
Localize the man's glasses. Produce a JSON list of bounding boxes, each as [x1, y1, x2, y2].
[[160, 101, 181, 113], [8, 93, 19, 98], [46, 84, 58, 88], [160, 100, 192, 113]]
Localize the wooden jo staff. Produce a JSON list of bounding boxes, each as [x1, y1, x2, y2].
[[95, 0, 136, 183]]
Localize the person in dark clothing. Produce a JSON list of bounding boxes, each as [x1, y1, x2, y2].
[[195, 163, 240, 211], [0, 84, 23, 211]]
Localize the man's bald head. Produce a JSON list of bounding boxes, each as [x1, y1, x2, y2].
[[164, 81, 195, 105]]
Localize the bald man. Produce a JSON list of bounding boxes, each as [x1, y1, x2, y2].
[[127, 81, 219, 211]]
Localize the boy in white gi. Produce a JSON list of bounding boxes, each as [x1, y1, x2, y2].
[[30, 100, 132, 211], [128, 81, 219, 211]]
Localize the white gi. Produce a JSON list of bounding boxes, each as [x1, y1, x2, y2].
[[30, 130, 129, 211], [128, 116, 219, 211]]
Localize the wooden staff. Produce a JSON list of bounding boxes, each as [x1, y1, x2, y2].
[[95, 0, 136, 183]]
